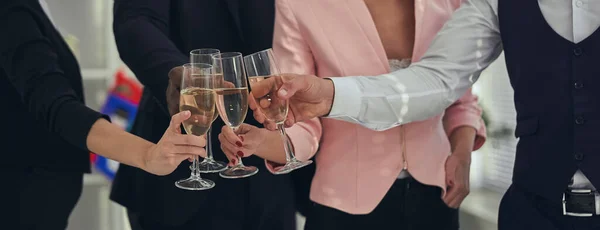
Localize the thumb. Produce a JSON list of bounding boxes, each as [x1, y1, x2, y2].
[[234, 123, 253, 135], [169, 111, 191, 133], [277, 74, 305, 100]]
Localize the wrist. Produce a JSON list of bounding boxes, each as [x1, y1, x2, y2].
[[137, 142, 155, 171], [451, 149, 472, 161]]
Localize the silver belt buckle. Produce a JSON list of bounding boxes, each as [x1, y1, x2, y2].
[[562, 189, 595, 217]]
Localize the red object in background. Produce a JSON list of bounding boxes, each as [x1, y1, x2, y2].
[[110, 68, 143, 104], [89, 68, 143, 165]]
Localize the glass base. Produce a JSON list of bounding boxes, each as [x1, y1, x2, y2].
[[175, 176, 215, 190], [273, 159, 313, 175], [196, 159, 227, 173], [219, 165, 259, 179]]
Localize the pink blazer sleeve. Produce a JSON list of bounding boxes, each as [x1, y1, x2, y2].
[[265, 0, 322, 172], [442, 88, 487, 151], [441, 0, 486, 151]]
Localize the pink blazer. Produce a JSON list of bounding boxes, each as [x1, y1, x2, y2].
[[267, 0, 486, 214]]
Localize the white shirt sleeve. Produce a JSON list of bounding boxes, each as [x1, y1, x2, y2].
[[326, 0, 504, 131]]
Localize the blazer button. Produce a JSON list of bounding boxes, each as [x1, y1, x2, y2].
[[573, 47, 583, 56], [575, 116, 585, 125], [574, 81, 584, 89], [574, 153, 584, 161]]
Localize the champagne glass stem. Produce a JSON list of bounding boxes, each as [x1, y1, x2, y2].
[[192, 155, 200, 176], [232, 127, 247, 167], [277, 123, 295, 162], [192, 155, 205, 181], [205, 127, 214, 161]]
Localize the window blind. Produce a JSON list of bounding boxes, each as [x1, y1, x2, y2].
[[477, 53, 518, 194]]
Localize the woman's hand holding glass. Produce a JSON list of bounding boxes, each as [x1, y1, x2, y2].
[[217, 124, 266, 165], [175, 63, 219, 190], [142, 110, 207, 176], [213, 52, 259, 179]]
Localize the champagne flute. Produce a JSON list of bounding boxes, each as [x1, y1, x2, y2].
[[243, 49, 313, 174], [175, 63, 218, 190], [189, 49, 227, 173], [212, 52, 259, 179]]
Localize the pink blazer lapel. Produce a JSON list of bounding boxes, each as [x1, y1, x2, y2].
[[412, 0, 425, 62], [345, 0, 390, 73]]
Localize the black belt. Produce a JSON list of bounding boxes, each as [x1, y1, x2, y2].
[[562, 189, 598, 217]]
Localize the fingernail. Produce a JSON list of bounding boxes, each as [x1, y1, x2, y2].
[[236, 141, 243, 147], [278, 88, 288, 97], [231, 158, 237, 165], [239, 136, 244, 142], [237, 151, 244, 157]]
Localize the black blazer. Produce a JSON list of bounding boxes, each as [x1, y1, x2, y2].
[[0, 0, 106, 172], [110, 0, 314, 227]]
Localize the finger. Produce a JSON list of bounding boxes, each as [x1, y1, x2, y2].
[[218, 132, 241, 152], [169, 111, 192, 133], [171, 145, 207, 158], [277, 74, 305, 100], [220, 144, 238, 165], [258, 97, 272, 110], [249, 96, 268, 124], [251, 76, 279, 99], [168, 66, 184, 80], [284, 114, 295, 128], [175, 154, 196, 166], [220, 126, 242, 146], [263, 120, 278, 131], [249, 92, 259, 110], [253, 110, 267, 124], [171, 134, 206, 147], [443, 187, 460, 206], [446, 192, 465, 209], [167, 90, 180, 116]]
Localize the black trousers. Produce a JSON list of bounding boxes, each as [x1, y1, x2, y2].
[[304, 178, 459, 230], [128, 187, 297, 230], [499, 184, 600, 230], [17, 167, 84, 230]]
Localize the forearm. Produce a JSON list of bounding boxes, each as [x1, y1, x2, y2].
[[325, 0, 502, 131], [113, 0, 187, 113], [449, 126, 477, 158], [253, 129, 288, 164], [86, 119, 153, 170]]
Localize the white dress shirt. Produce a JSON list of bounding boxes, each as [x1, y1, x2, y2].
[[327, 0, 600, 197]]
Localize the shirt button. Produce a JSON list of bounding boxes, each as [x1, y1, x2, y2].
[[576, 0, 583, 7], [574, 81, 584, 89], [575, 116, 585, 125], [575, 152, 584, 161], [574, 47, 583, 56]]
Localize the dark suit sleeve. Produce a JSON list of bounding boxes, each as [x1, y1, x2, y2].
[[113, 0, 188, 114], [0, 7, 107, 151]]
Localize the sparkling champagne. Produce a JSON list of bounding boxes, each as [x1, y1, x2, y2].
[[215, 87, 249, 128], [179, 87, 217, 136]]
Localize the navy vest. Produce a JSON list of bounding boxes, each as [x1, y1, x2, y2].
[[499, 0, 600, 201]]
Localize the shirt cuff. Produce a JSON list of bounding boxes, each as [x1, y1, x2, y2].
[[325, 77, 362, 119]]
